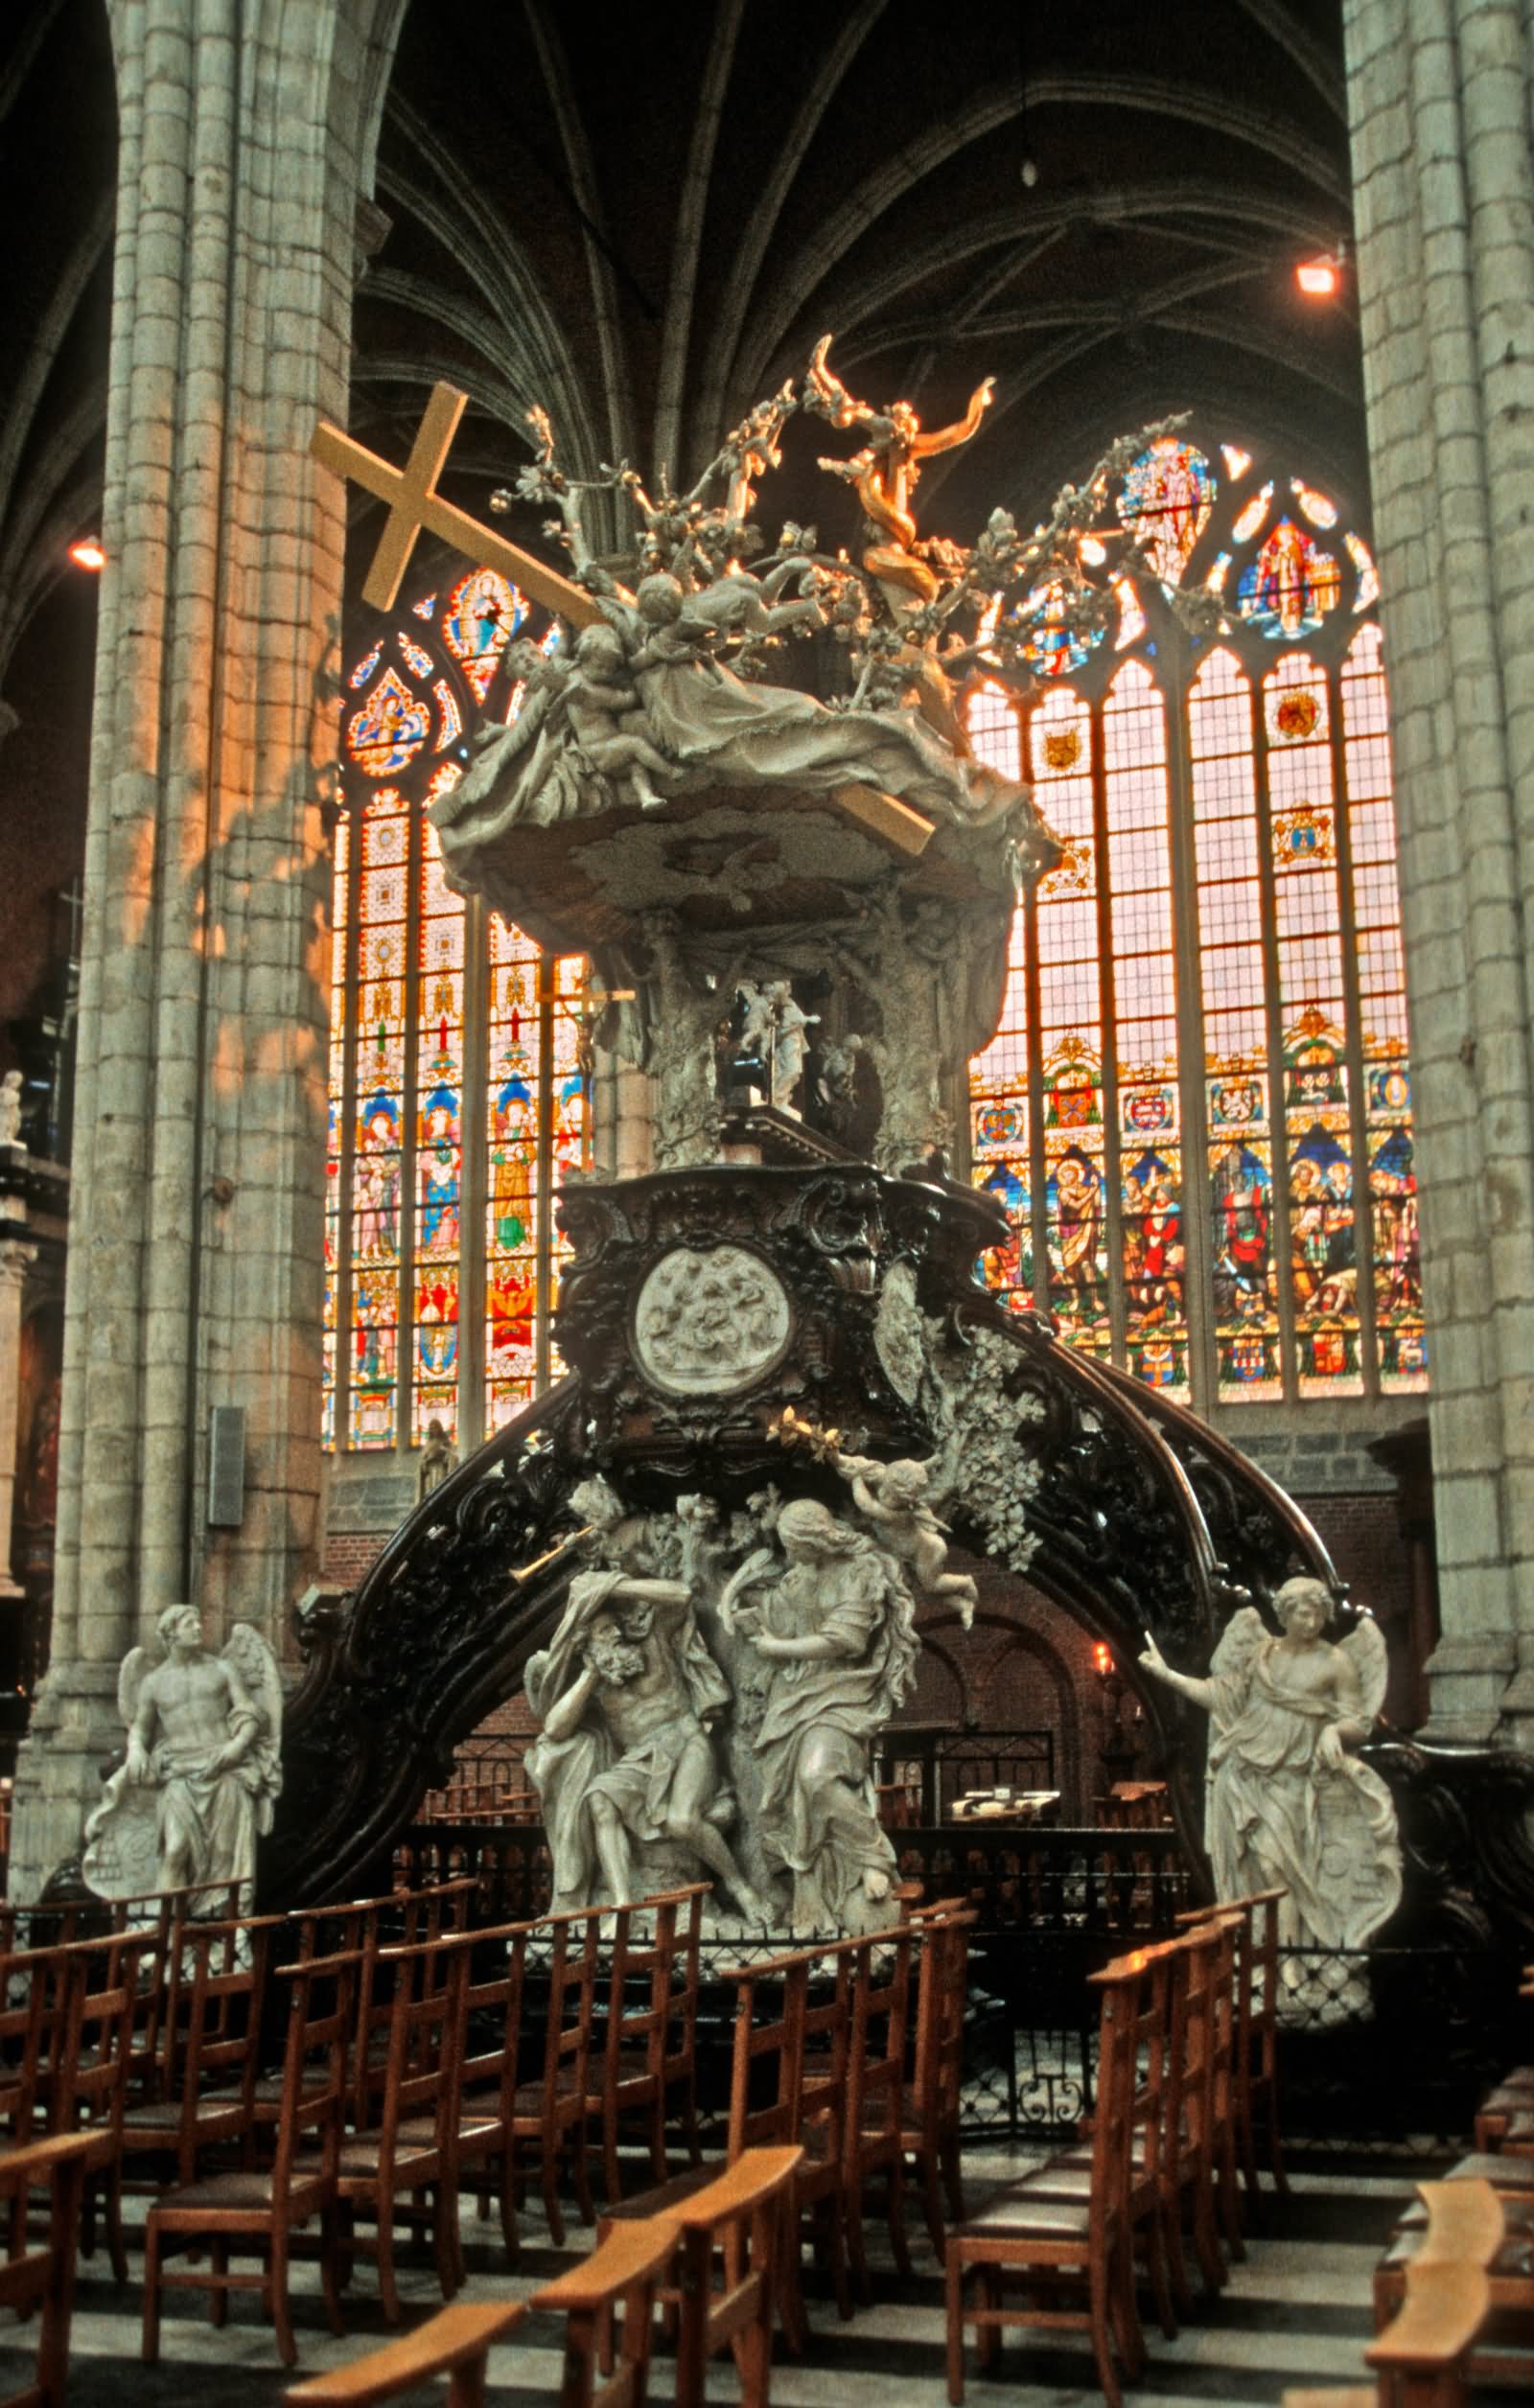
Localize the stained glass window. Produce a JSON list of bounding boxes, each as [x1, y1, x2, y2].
[[327, 570, 591, 1455], [965, 433, 1425, 1409]]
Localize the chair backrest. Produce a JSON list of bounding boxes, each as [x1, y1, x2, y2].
[[1085, 1944, 1164, 2251], [602, 1883, 708, 2112], [536, 1905, 602, 2112], [455, 1918, 534, 2119], [270, 1949, 361, 2197], [846, 1924, 914, 2174], [529, 2213, 678, 2408], [54, 1930, 151, 2146], [366, 1936, 471, 2169], [723, 1949, 812, 2162], [0, 1942, 73, 2142], [351, 1878, 479, 2121], [1165, 1918, 1222, 2177], [672, 2144, 804, 2408], [908, 1902, 977, 2145]]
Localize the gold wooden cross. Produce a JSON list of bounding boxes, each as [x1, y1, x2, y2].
[[314, 382, 933, 855], [312, 381, 600, 625]]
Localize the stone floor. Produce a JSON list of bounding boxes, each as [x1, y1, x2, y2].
[[0, 2142, 1441, 2406]]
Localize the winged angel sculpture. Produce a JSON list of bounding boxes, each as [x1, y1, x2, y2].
[[82, 1606, 283, 1909], [1141, 1578, 1401, 2021]]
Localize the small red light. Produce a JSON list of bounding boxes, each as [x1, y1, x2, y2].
[[68, 538, 106, 571], [1295, 257, 1338, 298]]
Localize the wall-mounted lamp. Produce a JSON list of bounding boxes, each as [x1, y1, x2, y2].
[[67, 537, 106, 571], [1093, 1640, 1114, 1679], [1295, 248, 1346, 299]]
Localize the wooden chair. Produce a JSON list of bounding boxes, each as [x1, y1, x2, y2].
[[120, 1912, 285, 2186], [1014, 1926, 1178, 2350], [513, 1902, 602, 2245], [891, 1900, 976, 2265], [589, 1883, 707, 2205], [945, 1941, 1152, 2408], [601, 1936, 854, 2352], [433, 1917, 531, 2270], [1180, 1886, 1289, 2205], [335, 1933, 470, 2322], [669, 2144, 804, 2408], [1158, 1916, 1229, 2311], [0, 2129, 98, 2408], [51, 1929, 151, 2282], [843, 1920, 913, 2303], [142, 1946, 360, 2368], [284, 2303, 527, 2407]]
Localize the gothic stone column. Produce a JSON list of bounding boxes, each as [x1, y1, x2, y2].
[[1344, 0, 1534, 1742], [9, 0, 401, 1896]]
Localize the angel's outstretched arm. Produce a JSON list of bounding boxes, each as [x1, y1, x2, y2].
[[1139, 1632, 1216, 1711]]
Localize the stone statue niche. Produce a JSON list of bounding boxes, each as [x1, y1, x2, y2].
[[522, 1439, 977, 1936]]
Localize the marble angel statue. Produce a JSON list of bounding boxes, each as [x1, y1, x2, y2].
[[1140, 1577, 1401, 2018], [83, 1605, 283, 1910]]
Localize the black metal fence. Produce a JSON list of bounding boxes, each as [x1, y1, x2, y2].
[[392, 1818, 1521, 2153]]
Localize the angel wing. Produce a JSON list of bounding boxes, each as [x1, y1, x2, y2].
[[116, 1643, 152, 1733], [1209, 1604, 1267, 1683], [223, 1623, 283, 1745], [1336, 1611, 1389, 1729]]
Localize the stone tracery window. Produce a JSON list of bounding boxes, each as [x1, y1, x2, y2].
[[967, 434, 1424, 1409], [325, 571, 589, 1452], [326, 438, 1423, 1453]]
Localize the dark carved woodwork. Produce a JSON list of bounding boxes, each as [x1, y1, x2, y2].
[[267, 1163, 1533, 1956]]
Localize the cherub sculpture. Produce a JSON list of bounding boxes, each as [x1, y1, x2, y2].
[[832, 1449, 978, 1627], [563, 621, 675, 810], [82, 1606, 283, 1909], [1140, 1578, 1401, 2018], [0, 1069, 23, 1147]]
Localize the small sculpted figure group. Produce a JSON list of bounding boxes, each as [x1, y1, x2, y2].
[[523, 1448, 975, 1937]]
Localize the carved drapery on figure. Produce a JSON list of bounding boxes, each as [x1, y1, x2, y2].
[[1141, 1579, 1401, 2020], [84, 1607, 283, 1909], [520, 1470, 941, 1934]]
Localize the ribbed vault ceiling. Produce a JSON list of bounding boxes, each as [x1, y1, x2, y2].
[[353, 0, 1362, 585], [0, 0, 1361, 689]]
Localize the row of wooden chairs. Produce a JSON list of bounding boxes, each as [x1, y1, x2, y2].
[[0, 1873, 705, 2369], [946, 1886, 1286, 2407], [138, 1880, 716, 2361], [599, 1898, 975, 2354], [282, 2143, 802, 2408]]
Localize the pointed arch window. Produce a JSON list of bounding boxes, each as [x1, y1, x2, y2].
[[325, 571, 591, 1452], [967, 435, 1424, 1409]]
